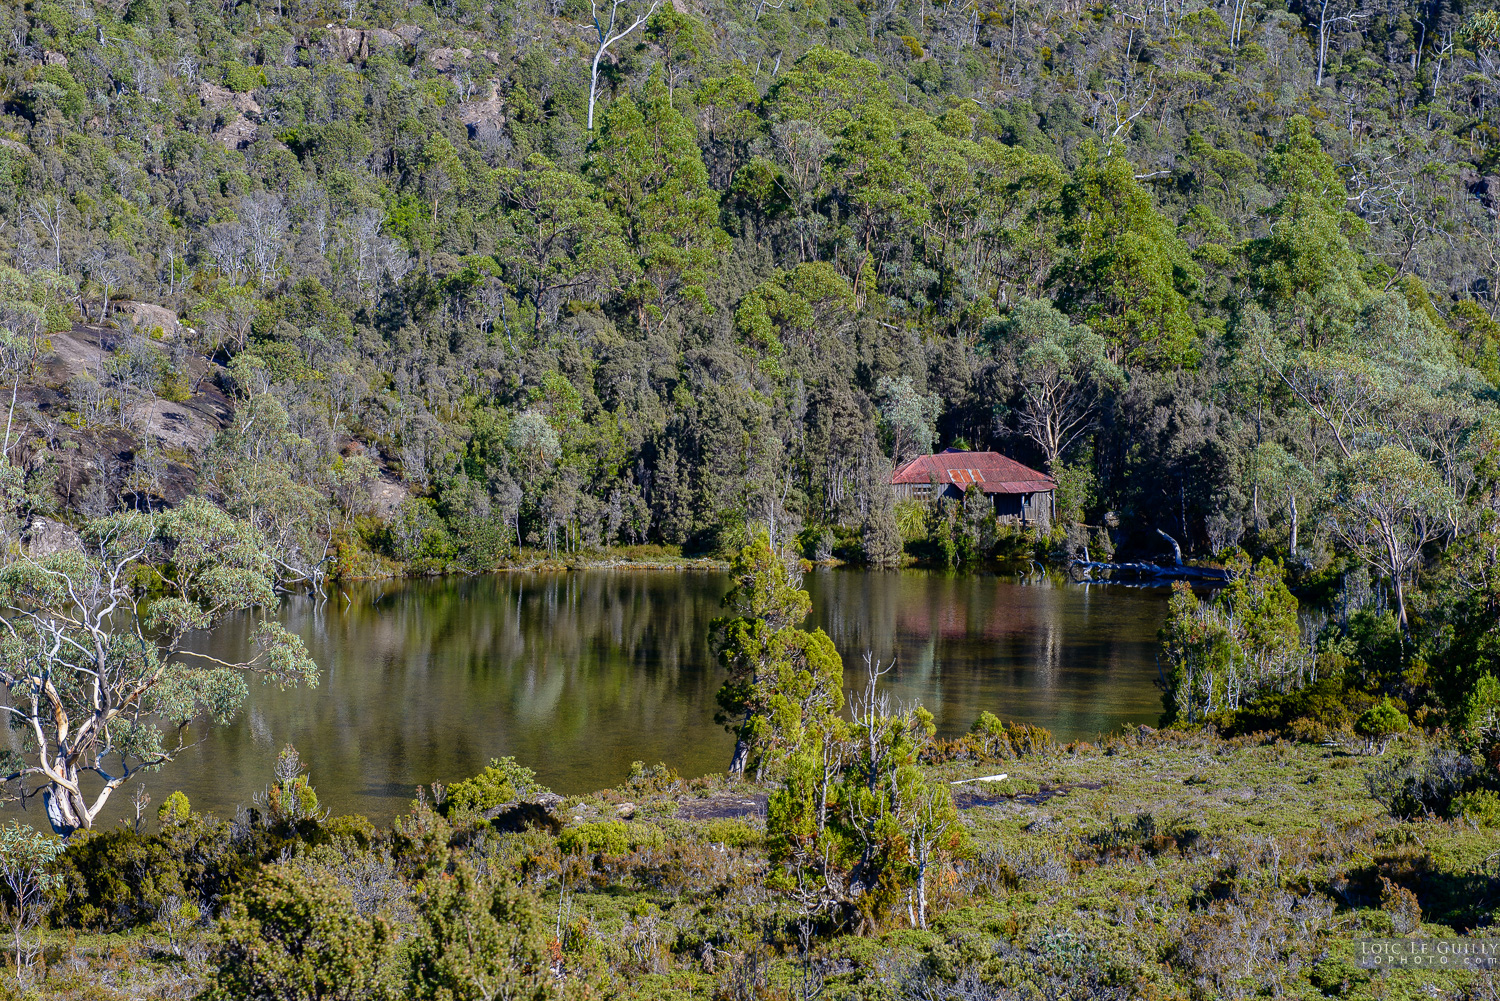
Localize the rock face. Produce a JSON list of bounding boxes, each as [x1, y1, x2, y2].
[[128, 400, 220, 455], [460, 81, 506, 134], [199, 80, 261, 117], [200, 80, 264, 150], [369, 475, 409, 520], [318, 25, 411, 61], [25, 518, 81, 557]]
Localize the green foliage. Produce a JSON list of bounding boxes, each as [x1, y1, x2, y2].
[[766, 664, 962, 932], [222, 61, 267, 93], [1452, 789, 1500, 827], [210, 865, 396, 1001], [711, 533, 843, 778], [1052, 149, 1202, 368], [261, 744, 322, 826], [157, 791, 191, 826], [1160, 557, 1302, 727], [1354, 699, 1412, 753], [0, 499, 319, 834], [405, 864, 555, 1001], [442, 757, 546, 816], [557, 821, 663, 856]]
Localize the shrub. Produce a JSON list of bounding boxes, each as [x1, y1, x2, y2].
[[932, 713, 1056, 762], [157, 791, 191, 826], [223, 60, 267, 92], [405, 864, 555, 1000], [698, 818, 761, 849], [443, 757, 546, 816], [557, 821, 663, 856], [209, 865, 396, 1001], [1452, 789, 1500, 828], [623, 760, 680, 796], [1354, 698, 1410, 754], [1365, 745, 1482, 819], [51, 817, 263, 930]]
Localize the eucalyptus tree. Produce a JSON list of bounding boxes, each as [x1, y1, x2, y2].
[[0, 499, 318, 836], [987, 297, 1120, 470], [586, 0, 662, 131], [494, 155, 634, 337], [1327, 445, 1457, 629], [875, 376, 941, 465]]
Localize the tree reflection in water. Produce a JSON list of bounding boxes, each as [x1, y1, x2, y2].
[[51, 570, 1167, 824]]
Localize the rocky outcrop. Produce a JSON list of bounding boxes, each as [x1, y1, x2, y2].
[[112, 301, 184, 339], [369, 475, 409, 520], [126, 400, 219, 454], [199, 80, 261, 118], [460, 82, 505, 135], [24, 518, 81, 557], [318, 25, 411, 61], [214, 114, 258, 150]]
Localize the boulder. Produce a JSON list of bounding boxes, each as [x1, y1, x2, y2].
[[427, 46, 471, 71], [25, 518, 81, 557], [113, 301, 184, 339], [483, 792, 564, 834], [199, 80, 261, 118]]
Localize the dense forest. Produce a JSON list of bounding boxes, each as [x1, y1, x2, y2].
[[0, 0, 1498, 578]]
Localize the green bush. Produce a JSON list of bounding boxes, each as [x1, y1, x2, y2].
[[51, 817, 262, 930], [405, 864, 555, 1000], [443, 757, 546, 816], [557, 820, 663, 856], [209, 865, 395, 1001], [1452, 789, 1500, 827], [1354, 698, 1411, 753], [157, 790, 191, 825], [698, 818, 761, 849], [223, 60, 268, 92]]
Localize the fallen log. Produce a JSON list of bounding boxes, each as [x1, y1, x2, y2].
[[1068, 559, 1233, 583]]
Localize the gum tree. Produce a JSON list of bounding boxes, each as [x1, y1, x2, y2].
[[0, 499, 318, 836], [1327, 445, 1456, 629]]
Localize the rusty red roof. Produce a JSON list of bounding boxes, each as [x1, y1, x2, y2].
[[890, 449, 1055, 494]]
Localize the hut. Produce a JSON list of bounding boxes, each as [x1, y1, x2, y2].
[[890, 448, 1056, 528]]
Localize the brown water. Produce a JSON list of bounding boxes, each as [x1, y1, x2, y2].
[[50, 570, 1170, 825]]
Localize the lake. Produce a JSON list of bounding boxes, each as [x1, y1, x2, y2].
[[43, 570, 1172, 825]]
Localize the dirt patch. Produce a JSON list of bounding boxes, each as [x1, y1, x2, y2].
[[676, 793, 768, 821]]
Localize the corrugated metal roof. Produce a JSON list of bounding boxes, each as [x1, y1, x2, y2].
[[890, 449, 1055, 494]]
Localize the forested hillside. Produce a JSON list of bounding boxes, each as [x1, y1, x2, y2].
[[1, 0, 1499, 581]]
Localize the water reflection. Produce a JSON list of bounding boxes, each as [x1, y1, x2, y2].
[[42, 570, 1169, 825]]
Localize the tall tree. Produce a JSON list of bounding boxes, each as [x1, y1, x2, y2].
[[1051, 149, 1202, 369], [1327, 445, 1456, 629], [712, 533, 843, 778], [587, 75, 730, 329], [0, 500, 318, 836], [988, 297, 1120, 470]]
